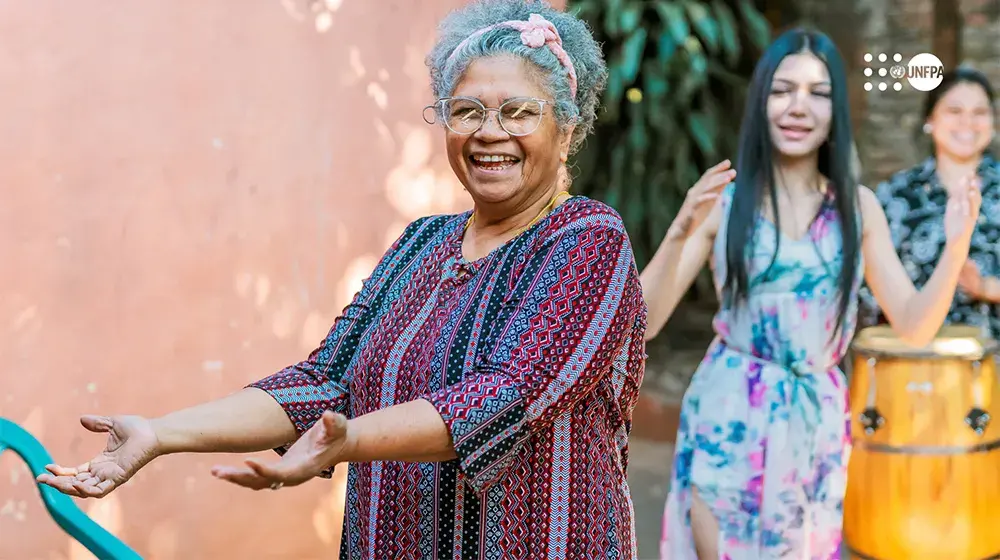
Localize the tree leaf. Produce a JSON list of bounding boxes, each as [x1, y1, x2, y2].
[[711, 0, 741, 67], [657, 29, 677, 63], [677, 61, 707, 103], [688, 110, 717, 159], [619, 4, 642, 34], [604, 64, 625, 116], [738, 0, 771, 50], [707, 59, 746, 87], [684, 1, 719, 54], [628, 100, 650, 154], [619, 28, 649, 83], [654, 1, 690, 44], [568, 0, 599, 21], [603, 0, 623, 37], [641, 60, 669, 99]]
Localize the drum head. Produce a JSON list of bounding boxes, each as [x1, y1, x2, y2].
[[852, 324, 997, 359]]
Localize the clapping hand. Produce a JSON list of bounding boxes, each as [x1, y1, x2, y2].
[[958, 260, 991, 300], [944, 174, 982, 247]]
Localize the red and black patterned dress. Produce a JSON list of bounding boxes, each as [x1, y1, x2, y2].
[[249, 196, 647, 560]]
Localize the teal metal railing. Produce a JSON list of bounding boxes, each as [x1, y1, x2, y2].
[[0, 417, 142, 559]]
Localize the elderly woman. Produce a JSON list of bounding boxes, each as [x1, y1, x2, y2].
[[861, 67, 1000, 338], [37, 1, 647, 558]]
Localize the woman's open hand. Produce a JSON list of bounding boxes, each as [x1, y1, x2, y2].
[[667, 160, 736, 241], [212, 410, 350, 490], [35, 415, 160, 499]]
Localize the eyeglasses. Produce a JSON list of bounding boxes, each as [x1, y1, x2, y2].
[[422, 96, 548, 136]]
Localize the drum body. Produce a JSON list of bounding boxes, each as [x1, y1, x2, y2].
[[845, 325, 1000, 559]]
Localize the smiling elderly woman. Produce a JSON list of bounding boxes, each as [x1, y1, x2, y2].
[[37, 1, 647, 558]]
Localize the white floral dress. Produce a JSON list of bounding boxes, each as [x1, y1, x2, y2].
[[660, 184, 862, 559]]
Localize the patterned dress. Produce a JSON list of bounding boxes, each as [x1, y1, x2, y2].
[[250, 197, 647, 560], [859, 155, 1000, 339], [660, 184, 861, 559]]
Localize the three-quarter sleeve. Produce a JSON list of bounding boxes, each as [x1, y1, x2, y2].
[[425, 219, 640, 493], [249, 217, 432, 456]]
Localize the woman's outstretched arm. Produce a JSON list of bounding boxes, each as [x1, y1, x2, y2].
[[860, 182, 982, 346]]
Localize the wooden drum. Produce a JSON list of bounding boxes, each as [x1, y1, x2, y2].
[[845, 325, 1000, 559]]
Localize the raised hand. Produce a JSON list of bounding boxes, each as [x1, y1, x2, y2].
[[944, 174, 982, 247], [36, 415, 160, 498], [212, 410, 349, 490], [667, 160, 736, 241]]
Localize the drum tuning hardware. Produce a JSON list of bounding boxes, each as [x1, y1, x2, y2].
[[860, 358, 883, 435], [860, 407, 885, 435], [965, 408, 990, 436], [965, 360, 990, 435]]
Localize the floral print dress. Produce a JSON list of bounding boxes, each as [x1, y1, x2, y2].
[[660, 184, 861, 559]]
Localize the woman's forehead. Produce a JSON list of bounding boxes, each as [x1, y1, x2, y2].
[[451, 56, 548, 99], [938, 82, 991, 107], [773, 53, 831, 84]]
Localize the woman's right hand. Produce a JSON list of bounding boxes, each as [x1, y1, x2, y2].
[[36, 414, 160, 499], [944, 174, 982, 248], [666, 160, 736, 241]]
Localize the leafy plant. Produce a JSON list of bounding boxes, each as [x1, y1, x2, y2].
[[568, 0, 771, 299]]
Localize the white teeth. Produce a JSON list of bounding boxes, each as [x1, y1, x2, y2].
[[472, 155, 517, 163]]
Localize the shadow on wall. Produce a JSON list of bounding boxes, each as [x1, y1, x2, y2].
[[0, 0, 553, 558]]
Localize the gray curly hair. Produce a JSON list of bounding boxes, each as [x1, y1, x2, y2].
[[425, 0, 607, 154]]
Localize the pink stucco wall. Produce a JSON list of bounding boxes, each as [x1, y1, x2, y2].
[[0, 1, 563, 558]]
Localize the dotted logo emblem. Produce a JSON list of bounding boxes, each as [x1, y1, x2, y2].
[[863, 53, 904, 91], [863, 52, 944, 92]]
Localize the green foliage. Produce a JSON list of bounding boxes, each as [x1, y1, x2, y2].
[[568, 0, 771, 293]]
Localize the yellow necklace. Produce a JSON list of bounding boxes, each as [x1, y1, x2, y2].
[[464, 191, 571, 234]]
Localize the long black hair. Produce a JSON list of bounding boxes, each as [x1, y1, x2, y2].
[[723, 28, 860, 341]]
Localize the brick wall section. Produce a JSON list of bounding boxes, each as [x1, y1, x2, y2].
[[961, 0, 1000, 95]]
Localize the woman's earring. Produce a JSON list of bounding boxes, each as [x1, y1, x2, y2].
[[923, 123, 933, 134]]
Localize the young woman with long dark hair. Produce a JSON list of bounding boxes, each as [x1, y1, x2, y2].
[[643, 29, 982, 558]]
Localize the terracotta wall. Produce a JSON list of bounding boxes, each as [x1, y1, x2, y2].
[[0, 1, 555, 558]]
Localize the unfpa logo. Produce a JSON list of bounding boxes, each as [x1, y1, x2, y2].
[[863, 52, 944, 92]]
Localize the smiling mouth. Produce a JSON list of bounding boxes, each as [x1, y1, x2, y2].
[[469, 154, 521, 172], [779, 125, 812, 139]]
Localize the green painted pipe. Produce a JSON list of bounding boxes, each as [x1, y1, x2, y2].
[[0, 417, 142, 559]]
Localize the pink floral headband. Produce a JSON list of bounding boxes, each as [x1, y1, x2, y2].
[[446, 13, 578, 99]]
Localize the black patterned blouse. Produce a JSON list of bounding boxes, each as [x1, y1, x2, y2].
[[859, 154, 1000, 340]]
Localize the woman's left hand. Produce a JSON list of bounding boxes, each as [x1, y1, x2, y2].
[[212, 411, 350, 490], [944, 174, 983, 247], [958, 260, 994, 301]]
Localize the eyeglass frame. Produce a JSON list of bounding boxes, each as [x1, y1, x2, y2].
[[422, 96, 551, 136]]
